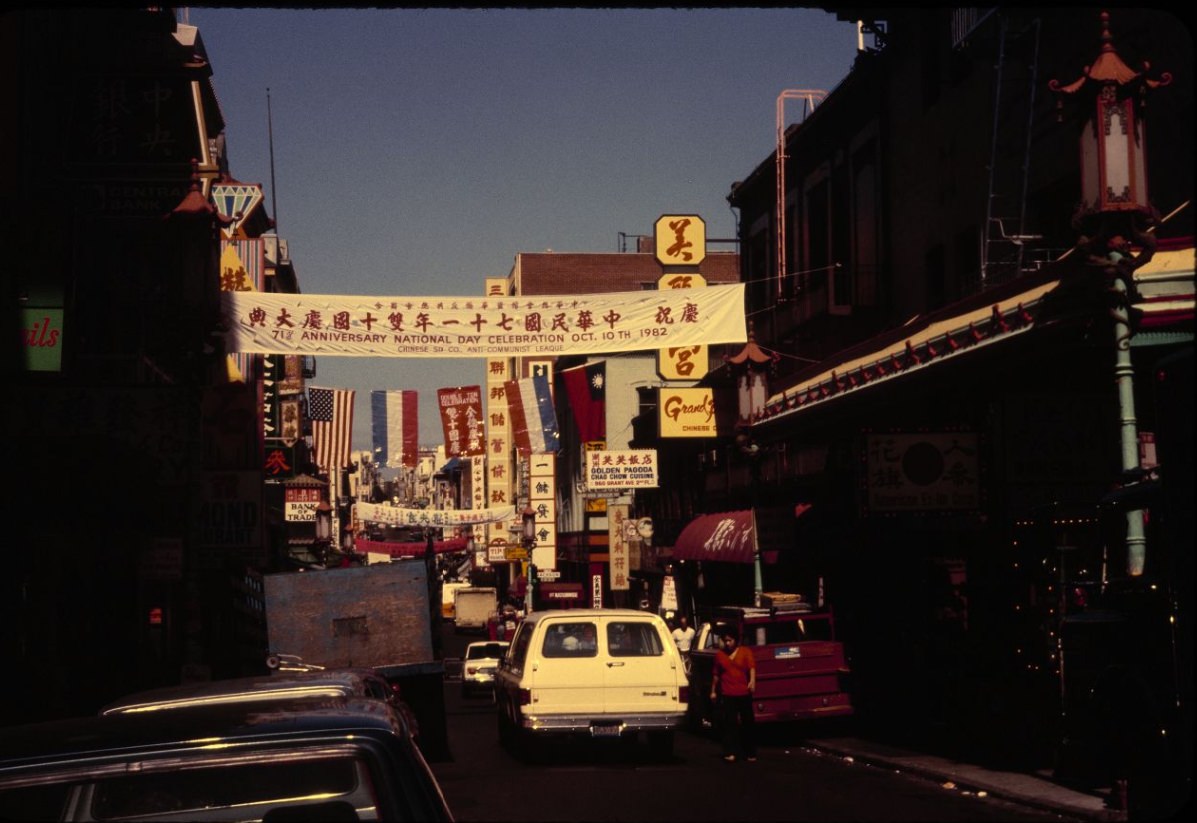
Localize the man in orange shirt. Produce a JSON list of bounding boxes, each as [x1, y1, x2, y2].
[[710, 627, 757, 762]]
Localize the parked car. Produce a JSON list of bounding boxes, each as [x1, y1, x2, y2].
[[460, 641, 509, 699], [0, 696, 453, 821], [494, 609, 688, 757], [100, 668, 421, 742]]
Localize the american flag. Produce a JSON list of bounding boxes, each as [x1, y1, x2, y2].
[[309, 386, 355, 474]]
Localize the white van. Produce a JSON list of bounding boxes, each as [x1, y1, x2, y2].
[[493, 609, 688, 757]]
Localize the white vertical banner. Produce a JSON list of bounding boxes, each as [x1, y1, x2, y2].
[[529, 452, 557, 571]]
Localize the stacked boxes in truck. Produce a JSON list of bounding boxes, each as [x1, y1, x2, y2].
[[453, 586, 498, 633], [262, 562, 450, 760], [688, 599, 853, 729]]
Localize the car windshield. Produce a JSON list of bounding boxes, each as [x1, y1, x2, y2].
[[89, 756, 367, 820]]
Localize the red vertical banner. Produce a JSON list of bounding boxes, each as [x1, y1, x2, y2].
[[437, 385, 485, 457]]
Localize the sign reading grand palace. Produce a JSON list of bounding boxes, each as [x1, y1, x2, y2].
[[222, 285, 746, 358]]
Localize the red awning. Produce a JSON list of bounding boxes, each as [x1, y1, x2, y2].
[[672, 510, 756, 564], [355, 537, 470, 558]]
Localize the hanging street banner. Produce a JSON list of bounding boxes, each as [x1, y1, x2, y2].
[[354, 502, 516, 528], [221, 284, 746, 358]]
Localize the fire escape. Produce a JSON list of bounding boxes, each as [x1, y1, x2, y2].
[[959, 9, 1055, 286]]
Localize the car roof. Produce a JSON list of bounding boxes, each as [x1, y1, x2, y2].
[[99, 670, 383, 715], [0, 696, 405, 771], [523, 608, 659, 624]]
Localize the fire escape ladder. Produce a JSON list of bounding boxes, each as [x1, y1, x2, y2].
[[982, 14, 1044, 286]]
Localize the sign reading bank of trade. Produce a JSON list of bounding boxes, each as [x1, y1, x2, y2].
[[222, 285, 746, 357]]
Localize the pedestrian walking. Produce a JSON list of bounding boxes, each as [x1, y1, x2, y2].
[[671, 615, 695, 653], [710, 628, 756, 762]]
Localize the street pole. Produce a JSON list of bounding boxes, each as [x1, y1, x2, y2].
[[1110, 274, 1148, 576]]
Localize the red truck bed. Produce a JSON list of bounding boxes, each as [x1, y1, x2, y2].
[[688, 604, 853, 726]]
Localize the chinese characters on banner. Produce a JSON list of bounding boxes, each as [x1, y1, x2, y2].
[[437, 385, 485, 457], [608, 503, 630, 591], [221, 284, 747, 357]]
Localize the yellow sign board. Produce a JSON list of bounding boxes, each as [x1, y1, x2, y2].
[[653, 215, 706, 266], [658, 387, 717, 438]]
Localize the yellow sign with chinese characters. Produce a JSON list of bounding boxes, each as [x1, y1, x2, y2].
[[654, 215, 706, 266]]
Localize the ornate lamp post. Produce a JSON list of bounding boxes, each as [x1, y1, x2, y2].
[[1050, 11, 1170, 576]]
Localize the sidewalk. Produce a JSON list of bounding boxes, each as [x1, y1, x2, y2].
[[804, 736, 1125, 822]]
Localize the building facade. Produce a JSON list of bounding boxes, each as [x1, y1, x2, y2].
[[634, 7, 1191, 813]]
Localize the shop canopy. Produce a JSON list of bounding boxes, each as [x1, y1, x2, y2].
[[673, 510, 755, 563], [672, 507, 806, 564]]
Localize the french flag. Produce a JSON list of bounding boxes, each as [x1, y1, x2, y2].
[[371, 389, 419, 468], [505, 373, 560, 455]]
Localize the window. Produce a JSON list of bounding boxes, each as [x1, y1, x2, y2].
[[606, 622, 664, 657], [90, 757, 371, 820], [542, 622, 598, 657]]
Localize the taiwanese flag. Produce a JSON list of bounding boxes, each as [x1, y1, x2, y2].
[[561, 361, 605, 443], [371, 390, 418, 468], [505, 373, 560, 455]]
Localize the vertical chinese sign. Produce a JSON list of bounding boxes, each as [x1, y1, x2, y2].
[[654, 214, 710, 382], [484, 275, 513, 566], [608, 502, 630, 592], [437, 385, 485, 458]]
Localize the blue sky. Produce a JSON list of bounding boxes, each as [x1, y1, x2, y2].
[[189, 7, 860, 449]]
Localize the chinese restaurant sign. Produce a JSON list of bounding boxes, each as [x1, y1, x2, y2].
[[222, 285, 746, 357], [658, 387, 717, 437], [585, 449, 659, 490]]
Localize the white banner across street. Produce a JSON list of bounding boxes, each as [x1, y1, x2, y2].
[[222, 284, 746, 357], [355, 502, 515, 528]]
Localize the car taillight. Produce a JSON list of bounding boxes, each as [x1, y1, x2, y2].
[[465, 665, 477, 675], [679, 685, 690, 704], [518, 688, 532, 706]]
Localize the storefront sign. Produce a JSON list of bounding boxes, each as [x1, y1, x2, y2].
[[585, 449, 659, 489], [658, 387, 717, 437], [284, 486, 321, 521], [865, 432, 980, 512]]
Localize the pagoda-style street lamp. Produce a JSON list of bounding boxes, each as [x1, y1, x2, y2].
[[1050, 11, 1171, 576]]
